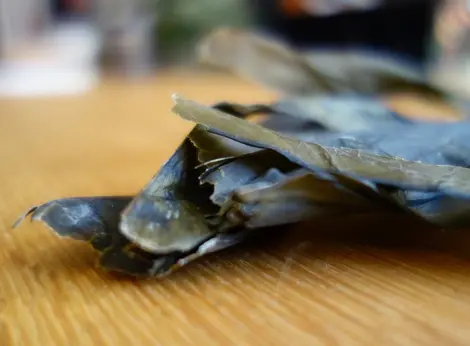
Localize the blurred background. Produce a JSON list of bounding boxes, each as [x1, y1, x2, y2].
[[0, 0, 469, 97]]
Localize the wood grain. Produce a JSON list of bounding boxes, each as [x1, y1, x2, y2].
[[2, 71, 470, 346]]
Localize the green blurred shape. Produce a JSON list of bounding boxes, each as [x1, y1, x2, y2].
[[152, 0, 254, 65]]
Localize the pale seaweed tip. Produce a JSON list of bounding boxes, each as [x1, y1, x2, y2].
[[11, 205, 39, 229], [171, 93, 182, 104]]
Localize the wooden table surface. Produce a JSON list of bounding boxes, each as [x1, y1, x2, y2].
[[2, 72, 470, 346]]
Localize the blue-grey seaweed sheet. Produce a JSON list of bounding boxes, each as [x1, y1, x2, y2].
[[14, 92, 470, 278]]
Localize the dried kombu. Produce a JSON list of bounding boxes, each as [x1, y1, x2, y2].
[[14, 28, 470, 277]]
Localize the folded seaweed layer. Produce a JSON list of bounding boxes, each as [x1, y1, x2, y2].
[[13, 197, 182, 276], [197, 28, 470, 114], [197, 28, 430, 96], [213, 95, 417, 136], [172, 95, 470, 229]]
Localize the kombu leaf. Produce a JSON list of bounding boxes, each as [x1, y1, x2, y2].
[[200, 145, 406, 210], [200, 149, 298, 207], [188, 124, 257, 163], [217, 168, 408, 230], [174, 96, 470, 231], [13, 196, 133, 250], [211, 96, 418, 138], [119, 133, 219, 254], [187, 108, 416, 230], [171, 95, 470, 200], [197, 27, 339, 95], [12, 196, 178, 276], [270, 95, 416, 132], [233, 169, 387, 207], [211, 163, 408, 230], [197, 28, 456, 104], [117, 125, 270, 257], [13, 196, 252, 277]]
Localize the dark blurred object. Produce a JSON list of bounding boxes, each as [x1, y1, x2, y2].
[[251, 0, 439, 66], [51, 0, 91, 19]]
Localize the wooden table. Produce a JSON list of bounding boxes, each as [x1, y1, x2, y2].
[[2, 71, 470, 346]]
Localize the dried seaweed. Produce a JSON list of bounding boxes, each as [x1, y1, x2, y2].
[[14, 27, 470, 278], [13, 194, 251, 277], [171, 95, 470, 229], [197, 28, 470, 113]]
